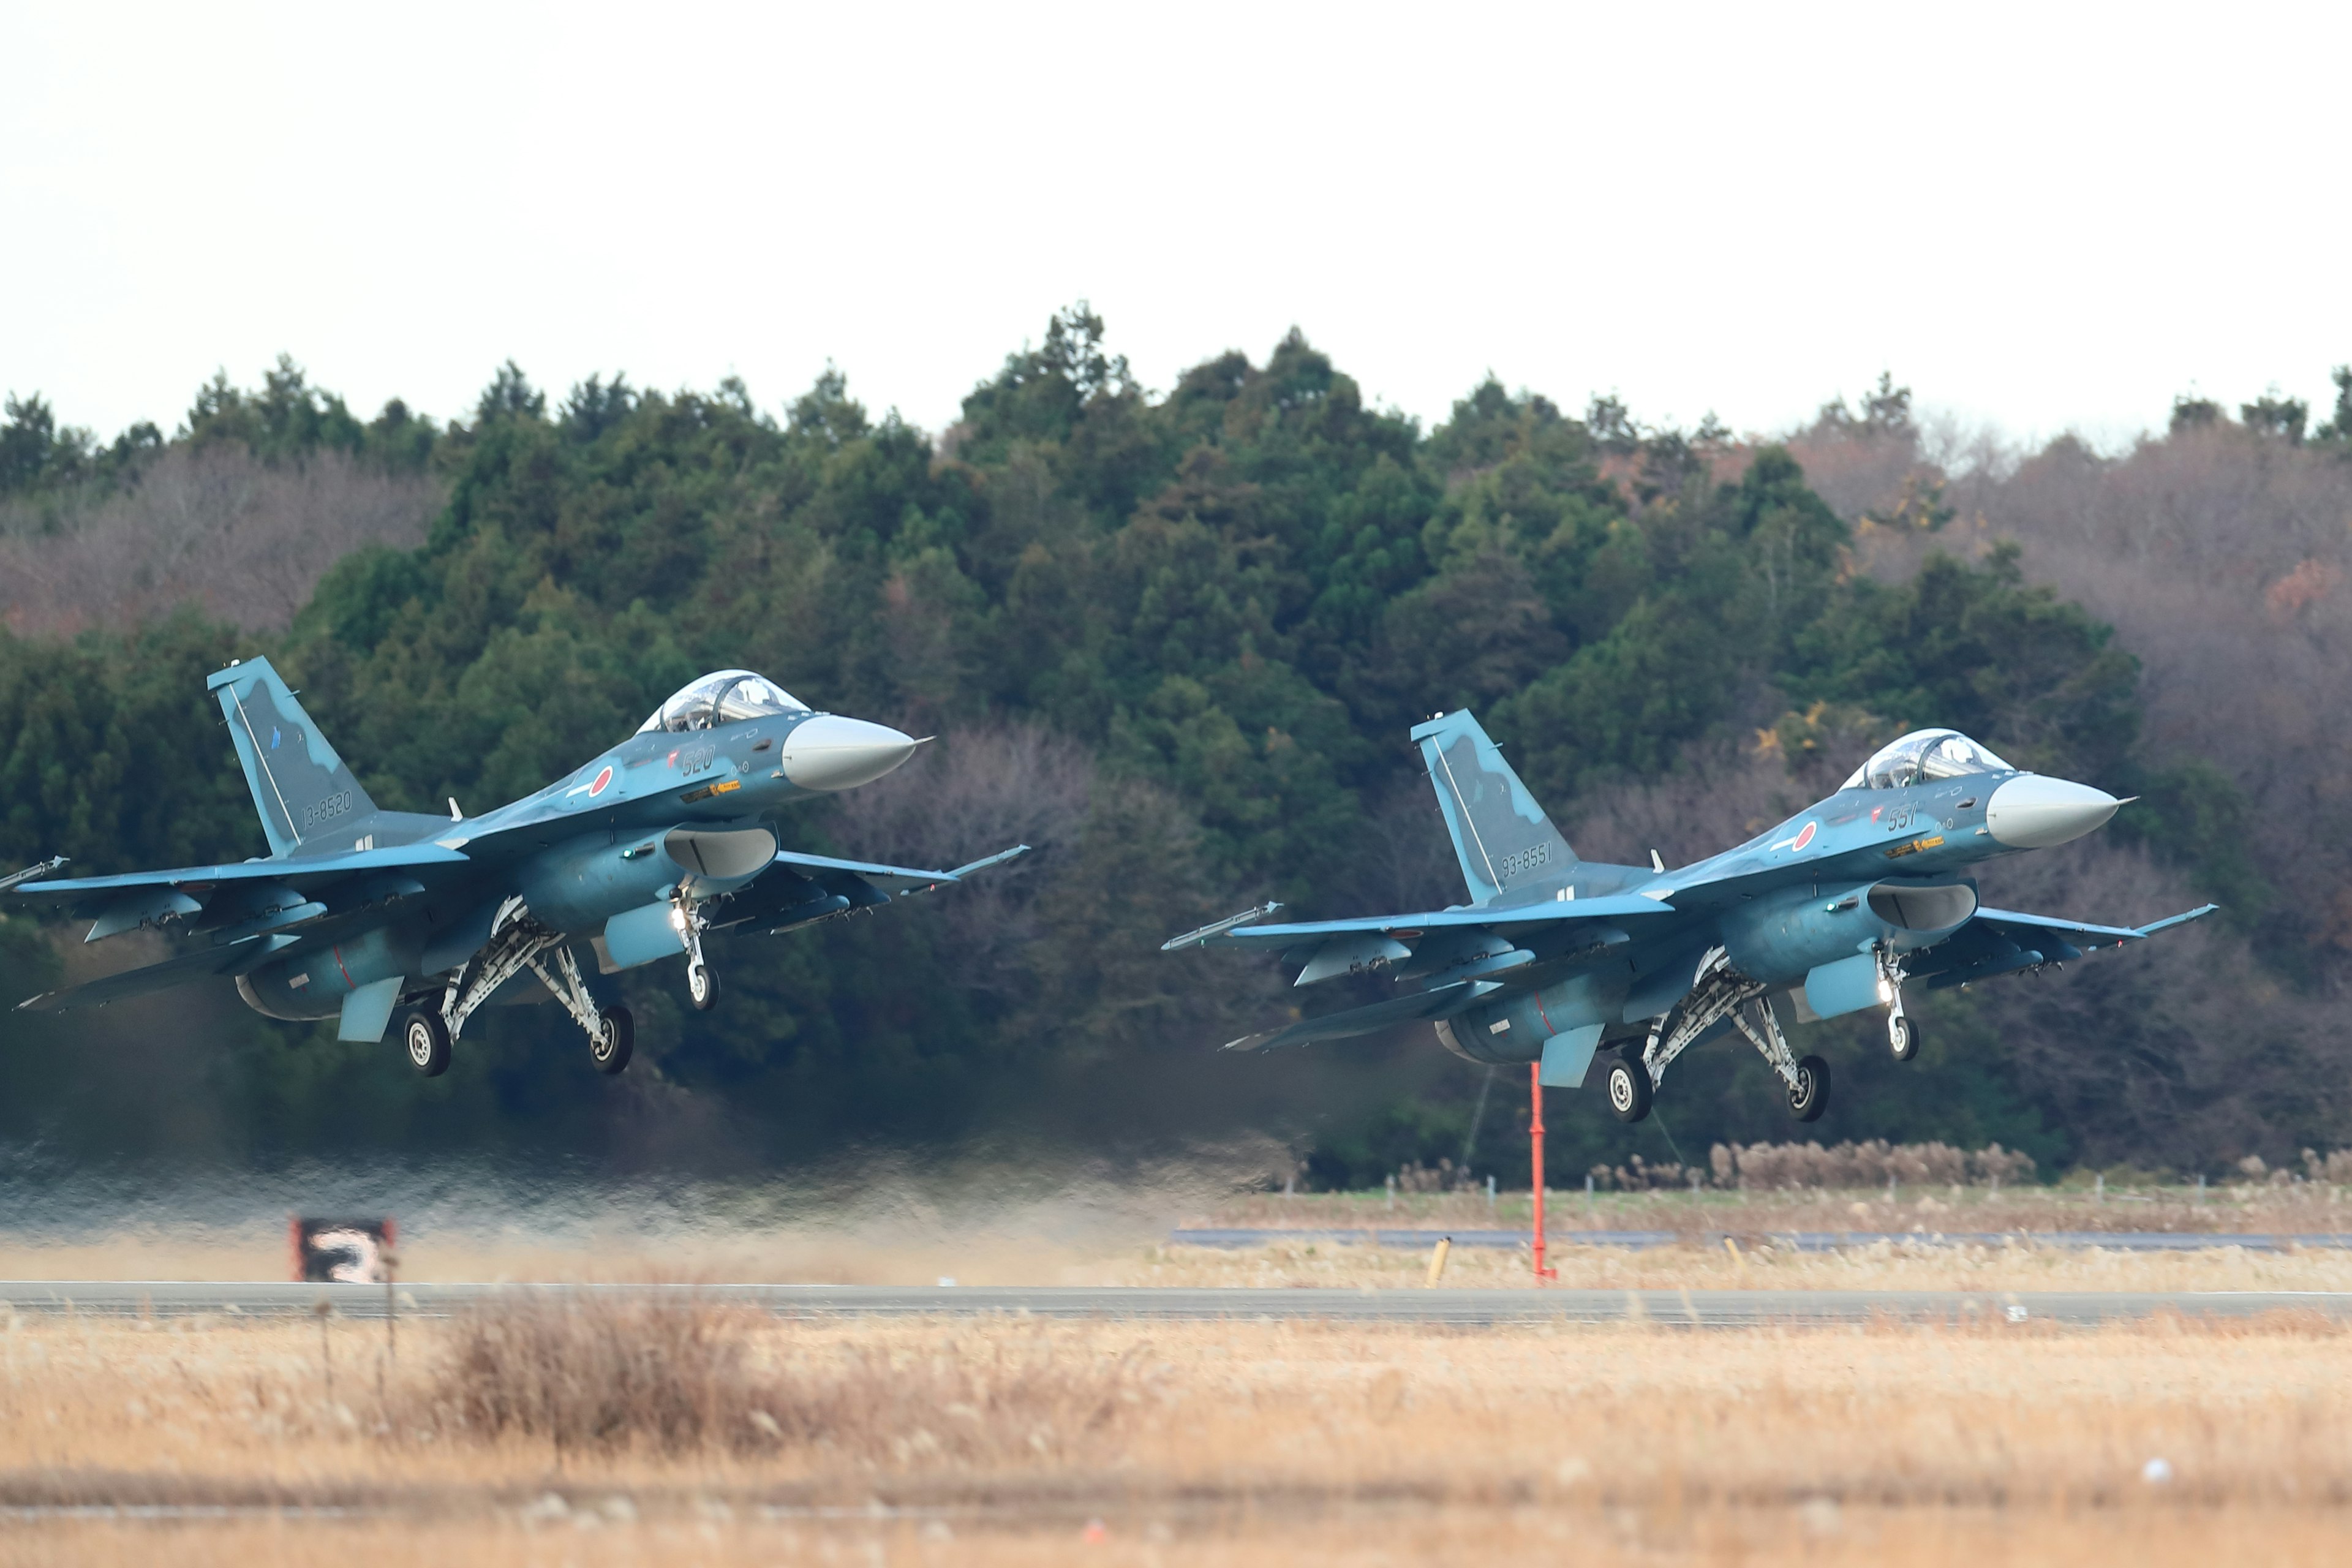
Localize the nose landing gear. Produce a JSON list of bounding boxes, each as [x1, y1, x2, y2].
[[677, 900, 721, 1011], [1879, 948, 1919, 1061]]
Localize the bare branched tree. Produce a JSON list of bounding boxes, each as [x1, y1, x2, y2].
[[0, 445, 442, 636]]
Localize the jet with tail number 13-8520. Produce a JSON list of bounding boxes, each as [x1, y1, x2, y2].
[[1164, 711, 2213, 1125], [1, 659, 1024, 1077]]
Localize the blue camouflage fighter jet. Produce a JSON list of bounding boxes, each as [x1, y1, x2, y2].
[[1, 660, 1023, 1077], [1164, 712, 2214, 1124]]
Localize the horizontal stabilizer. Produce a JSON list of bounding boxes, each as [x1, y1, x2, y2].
[[1186, 892, 1675, 952], [17, 933, 297, 1013], [1224, 978, 1487, 1052]]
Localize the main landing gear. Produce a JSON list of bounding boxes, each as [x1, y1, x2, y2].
[[399, 896, 635, 1077], [402, 1009, 451, 1077], [1605, 1052, 1654, 1122], [1609, 948, 1834, 1124]]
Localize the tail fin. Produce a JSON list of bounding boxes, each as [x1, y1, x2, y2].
[[1411, 710, 1575, 906], [206, 658, 376, 857]]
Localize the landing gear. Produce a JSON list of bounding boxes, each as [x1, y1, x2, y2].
[[686, 957, 720, 1011], [589, 1005, 634, 1074], [434, 899, 636, 1075], [1888, 1011, 1920, 1062], [1788, 1054, 1831, 1121], [1605, 1051, 1654, 1123], [1629, 949, 1834, 1122], [1879, 945, 1917, 1061], [402, 1009, 451, 1077]]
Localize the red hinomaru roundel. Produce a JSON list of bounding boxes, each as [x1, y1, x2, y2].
[[587, 765, 614, 797]]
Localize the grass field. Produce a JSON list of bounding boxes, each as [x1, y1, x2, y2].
[[5, 1182, 2350, 1560], [2, 1298, 2350, 1564]]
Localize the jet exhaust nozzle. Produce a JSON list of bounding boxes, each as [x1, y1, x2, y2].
[[779, 715, 919, 791], [1986, 774, 2121, 849]]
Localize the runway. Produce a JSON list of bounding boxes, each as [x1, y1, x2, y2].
[[6, 1280, 2350, 1327], [1172, 1226, 2352, 1252]]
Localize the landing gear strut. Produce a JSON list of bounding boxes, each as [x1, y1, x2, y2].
[[1626, 949, 1835, 1123], [677, 900, 720, 1011], [426, 896, 635, 1075], [1881, 948, 1919, 1061]]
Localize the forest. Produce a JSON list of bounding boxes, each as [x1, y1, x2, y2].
[[2, 312, 2350, 1188]]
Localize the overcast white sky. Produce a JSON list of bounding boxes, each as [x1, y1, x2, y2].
[[4, 2, 2347, 450]]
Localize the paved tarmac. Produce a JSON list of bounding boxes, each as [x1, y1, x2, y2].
[[5, 1280, 2349, 1327], [1172, 1227, 2352, 1252]]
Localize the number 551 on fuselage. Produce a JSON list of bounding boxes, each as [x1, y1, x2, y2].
[[3, 659, 1025, 1077]]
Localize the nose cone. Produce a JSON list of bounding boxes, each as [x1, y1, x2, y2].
[[778, 715, 918, 792], [1986, 775, 2122, 849]]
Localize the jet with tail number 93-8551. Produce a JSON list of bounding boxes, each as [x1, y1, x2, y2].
[[1, 660, 1023, 1077], [1164, 711, 2213, 1125]]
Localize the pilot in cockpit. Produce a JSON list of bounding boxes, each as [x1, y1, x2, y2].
[[1842, 729, 2014, 791]]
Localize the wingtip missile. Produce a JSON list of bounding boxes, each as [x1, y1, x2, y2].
[[0, 856, 67, 895], [1163, 901, 1283, 952], [945, 843, 1029, 878]]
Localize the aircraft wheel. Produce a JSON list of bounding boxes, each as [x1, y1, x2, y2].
[[1788, 1054, 1831, 1122], [1605, 1052, 1654, 1123], [686, 960, 720, 1012], [590, 1005, 634, 1075], [1888, 1011, 1920, 1062], [402, 1009, 451, 1078]]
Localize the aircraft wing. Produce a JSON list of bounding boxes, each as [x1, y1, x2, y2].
[[1221, 978, 1488, 1052], [15, 932, 301, 1013], [1908, 902, 2219, 990], [707, 844, 1030, 935], [771, 844, 1028, 897], [2, 843, 472, 919], [1163, 892, 1676, 952]]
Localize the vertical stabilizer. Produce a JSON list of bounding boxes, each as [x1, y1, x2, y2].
[[206, 658, 377, 857], [1411, 710, 1576, 906]]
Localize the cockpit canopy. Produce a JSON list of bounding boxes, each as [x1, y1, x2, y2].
[[637, 670, 810, 734], [1841, 728, 2014, 791]]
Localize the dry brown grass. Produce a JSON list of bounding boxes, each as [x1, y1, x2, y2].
[[4, 1298, 2352, 1562], [416, 1291, 1143, 1465]]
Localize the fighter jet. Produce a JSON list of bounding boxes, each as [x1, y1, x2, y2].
[[2, 660, 1023, 1076], [1164, 711, 2214, 1123]]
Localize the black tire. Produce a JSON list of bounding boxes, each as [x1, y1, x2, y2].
[[1888, 1011, 1920, 1063], [1789, 1053, 1830, 1121], [687, 960, 720, 1012], [1605, 1052, 1654, 1123], [402, 1009, 451, 1077], [590, 1005, 634, 1075]]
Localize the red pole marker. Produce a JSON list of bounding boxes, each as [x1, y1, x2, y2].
[[1530, 1063, 1556, 1283]]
